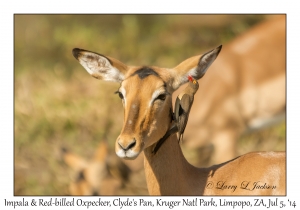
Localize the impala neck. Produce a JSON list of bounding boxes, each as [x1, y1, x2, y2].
[[143, 132, 208, 195]]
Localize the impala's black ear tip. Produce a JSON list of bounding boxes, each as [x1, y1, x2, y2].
[[72, 48, 81, 60], [216, 45, 222, 55]]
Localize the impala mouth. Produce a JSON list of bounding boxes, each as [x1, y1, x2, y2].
[[116, 148, 140, 160]]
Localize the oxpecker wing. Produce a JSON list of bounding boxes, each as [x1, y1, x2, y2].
[[175, 93, 193, 142], [174, 76, 199, 142]]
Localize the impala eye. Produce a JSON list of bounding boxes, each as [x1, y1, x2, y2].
[[115, 91, 124, 100], [156, 94, 166, 101]]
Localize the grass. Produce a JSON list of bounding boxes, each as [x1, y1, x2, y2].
[[14, 14, 285, 195]]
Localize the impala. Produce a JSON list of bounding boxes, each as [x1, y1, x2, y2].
[[72, 42, 286, 195], [173, 15, 286, 164], [62, 141, 136, 195]]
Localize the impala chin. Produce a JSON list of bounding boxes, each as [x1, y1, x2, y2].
[[115, 148, 140, 160]]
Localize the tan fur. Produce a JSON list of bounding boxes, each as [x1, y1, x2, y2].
[[116, 70, 285, 195], [72, 21, 286, 195], [116, 74, 172, 154], [173, 15, 286, 164], [144, 134, 285, 195]]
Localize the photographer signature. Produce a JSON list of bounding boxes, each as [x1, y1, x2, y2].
[[205, 181, 276, 192]]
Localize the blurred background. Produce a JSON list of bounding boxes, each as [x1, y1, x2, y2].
[[14, 14, 285, 195]]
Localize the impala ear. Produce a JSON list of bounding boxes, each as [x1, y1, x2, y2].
[[72, 48, 128, 83], [93, 141, 109, 162], [171, 45, 222, 90]]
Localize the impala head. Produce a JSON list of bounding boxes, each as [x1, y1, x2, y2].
[[72, 45, 222, 159], [62, 141, 132, 195]]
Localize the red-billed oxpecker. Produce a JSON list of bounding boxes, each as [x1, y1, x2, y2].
[[174, 75, 199, 142]]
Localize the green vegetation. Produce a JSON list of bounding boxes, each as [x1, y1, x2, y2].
[[14, 14, 285, 195]]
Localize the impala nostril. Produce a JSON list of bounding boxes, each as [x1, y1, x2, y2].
[[118, 138, 136, 151], [118, 140, 125, 150], [127, 139, 136, 150]]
